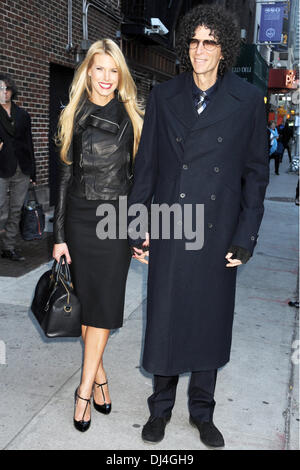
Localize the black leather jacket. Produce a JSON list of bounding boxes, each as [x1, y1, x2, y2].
[[54, 97, 134, 244]]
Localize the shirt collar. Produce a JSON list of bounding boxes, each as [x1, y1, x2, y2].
[[191, 73, 219, 99]]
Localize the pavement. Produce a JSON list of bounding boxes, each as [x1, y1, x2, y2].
[[0, 155, 299, 451]]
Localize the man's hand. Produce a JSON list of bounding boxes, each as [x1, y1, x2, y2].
[[132, 233, 149, 265], [225, 252, 242, 268], [0, 141, 3, 151]]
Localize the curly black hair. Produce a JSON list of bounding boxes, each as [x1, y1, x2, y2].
[[176, 4, 241, 76], [0, 74, 18, 100]]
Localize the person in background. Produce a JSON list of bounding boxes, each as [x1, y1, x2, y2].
[[277, 121, 285, 163], [281, 120, 293, 163], [0, 74, 36, 261], [268, 121, 280, 175]]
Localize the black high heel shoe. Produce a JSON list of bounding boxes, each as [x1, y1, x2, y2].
[[93, 381, 112, 414], [74, 388, 91, 432]]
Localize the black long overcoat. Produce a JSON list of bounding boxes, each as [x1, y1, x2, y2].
[[128, 71, 269, 375], [0, 103, 35, 180]]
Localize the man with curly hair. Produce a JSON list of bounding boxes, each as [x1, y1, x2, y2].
[[129, 4, 269, 448]]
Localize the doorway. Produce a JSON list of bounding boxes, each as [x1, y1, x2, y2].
[[49, 63, 74, 206]]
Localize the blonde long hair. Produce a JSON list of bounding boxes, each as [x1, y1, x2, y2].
[[56, 39, 144, 164]]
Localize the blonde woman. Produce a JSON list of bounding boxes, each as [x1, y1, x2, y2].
[[53, 39, 143, 432]]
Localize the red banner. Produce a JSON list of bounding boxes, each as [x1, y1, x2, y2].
[[268, 69, 297, 89]]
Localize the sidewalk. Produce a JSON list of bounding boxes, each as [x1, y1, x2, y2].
[[0, 157, 299, 450]]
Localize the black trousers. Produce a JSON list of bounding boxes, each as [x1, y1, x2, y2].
[[269, 152, 280, 174], [147, 370, 218, 422], [283, 143, 292, 162]]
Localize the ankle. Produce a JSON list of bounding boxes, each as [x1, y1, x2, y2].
[[78, 384, 92, 399], [95, 373, 107, 385]]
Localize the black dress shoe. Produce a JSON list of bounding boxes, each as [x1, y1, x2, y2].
[[93, 380, 111, 415], [73, 388, 91, 432], [1, 249, 25, 261], [142, 415, 171, 444], [190, 416, 225, 448]]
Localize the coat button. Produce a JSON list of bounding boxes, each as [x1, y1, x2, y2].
[[251, 235, 255, 241], [214, 166, 220, 173], [217, 137, 223, 143], [176, 137, 182, 143], [180, 193, 186, 198], [210, 194, 216, 201], [182, 164, 188, 170], [208, 223, 213, 229]]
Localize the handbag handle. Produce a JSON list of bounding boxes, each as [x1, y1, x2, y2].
[[24, 184, 39, 206], [52, 255, 72, 284]]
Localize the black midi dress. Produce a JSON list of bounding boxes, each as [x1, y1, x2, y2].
[[60, 98, 133, 329]]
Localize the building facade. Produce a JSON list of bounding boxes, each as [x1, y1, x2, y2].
[[0, 0, 258, 206], [253, 0, 299, 126]]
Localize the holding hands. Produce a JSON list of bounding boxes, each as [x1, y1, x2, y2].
[[131, 232, 149, 265]]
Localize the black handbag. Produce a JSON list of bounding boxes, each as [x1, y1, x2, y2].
[[31, 256, 82, 338], [20, 184, 45, 240]]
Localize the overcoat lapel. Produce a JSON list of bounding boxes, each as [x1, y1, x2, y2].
[[193, 72, 242, 131], [165, 71, 242, 131], [166, 73, 198, 129]]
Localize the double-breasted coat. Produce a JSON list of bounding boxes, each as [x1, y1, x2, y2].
[[128, 71, 269, 375]]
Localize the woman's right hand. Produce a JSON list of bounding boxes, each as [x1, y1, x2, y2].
[[52, 243, 72, 264]]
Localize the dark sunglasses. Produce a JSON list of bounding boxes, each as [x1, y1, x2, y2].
[[188, 38, 219, 51]]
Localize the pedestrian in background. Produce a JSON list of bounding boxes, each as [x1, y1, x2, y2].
[[0, 74, 36, 261], [268, 121, 280, 175], [128, 4, 269, 448], [53, 39, 143, 432], [281, 120, 293, 163]]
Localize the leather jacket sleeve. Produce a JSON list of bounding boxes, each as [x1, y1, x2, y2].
[[53, 154, 73, 244]]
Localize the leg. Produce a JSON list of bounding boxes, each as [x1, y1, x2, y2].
[[0, 177, 9, 233], [81, 325, 111, 405], [74, 326, 110, 422], [148, 375, 179, 418], [274, 153, 280, 175], [188, 370, 224, 447], [286, 144, 292, 162], [142, 375, 178, 443], [2, 166, 30, 250], [188, 369, 218, 422]]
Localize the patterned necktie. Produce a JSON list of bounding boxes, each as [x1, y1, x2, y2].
[[196, 91, 207, 115]]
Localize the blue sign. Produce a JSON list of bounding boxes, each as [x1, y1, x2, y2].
[[259, 2, 286, 43]]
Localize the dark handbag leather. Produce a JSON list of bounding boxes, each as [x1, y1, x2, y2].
[[20, 184, 45, 240], [31, 256, 82, 338]]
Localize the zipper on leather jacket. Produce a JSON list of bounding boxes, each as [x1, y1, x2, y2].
[[90, 115, 120, 129], [79, 152, 83, 168], [118, 121, 129, 142]]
